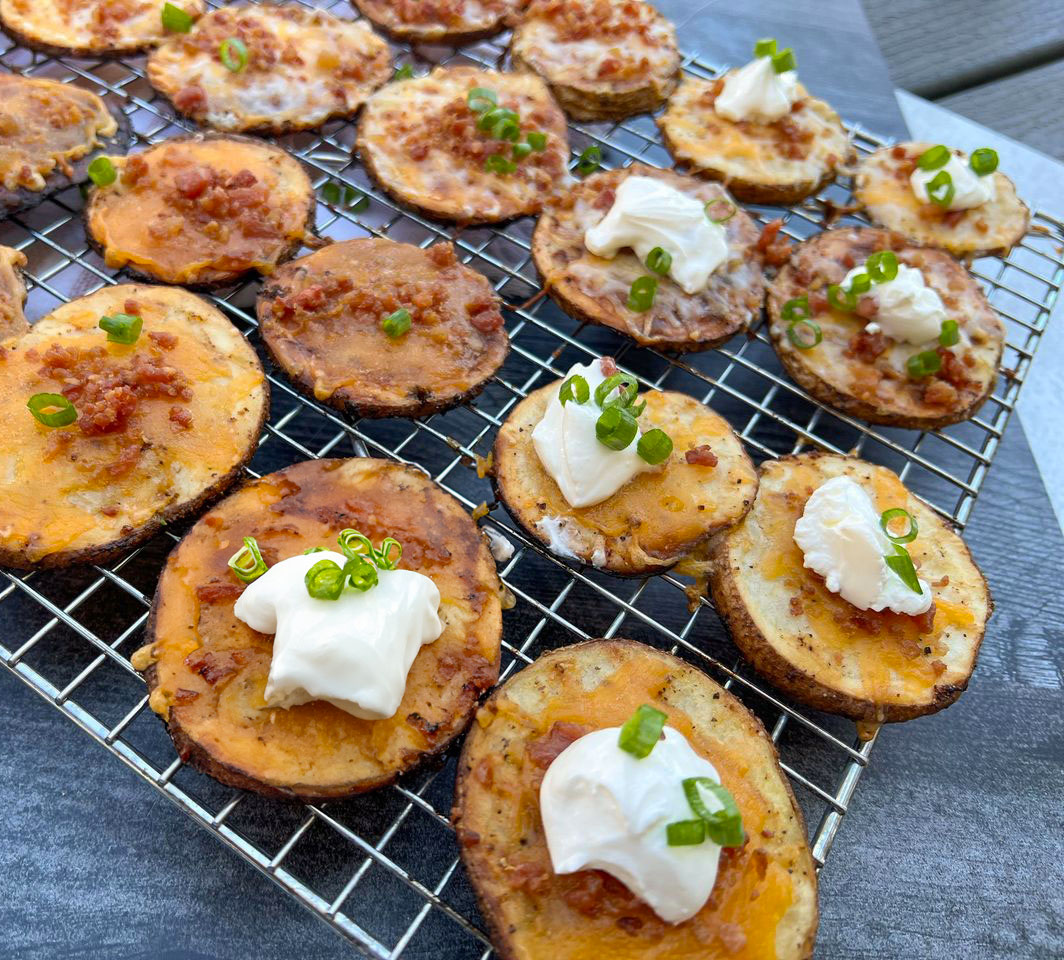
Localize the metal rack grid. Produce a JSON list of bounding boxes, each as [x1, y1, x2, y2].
[[1, 2, 1061, 957]]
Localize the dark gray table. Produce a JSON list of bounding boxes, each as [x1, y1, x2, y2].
[[2, 2, 1062, 959]]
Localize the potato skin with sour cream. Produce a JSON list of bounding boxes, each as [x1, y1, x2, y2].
[[707, 452, 991, 723], [453, 638, 818, 960], [532, 164, 764, 350], [135, 457, 503, 801]]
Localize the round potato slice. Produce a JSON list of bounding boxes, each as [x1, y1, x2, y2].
[[510, 0, 679, 121], [708, 452, 991, 723], [0, 245, 28, 340], [0, 284, 267, 570], [85, 134, 314, 288], [134, 457, 503, 801], [454, 638, 819, 960], [0, 0, 204, 57], [1, 75, 133, 218], [854, 142, 1029, 259], [767, 227, 1004, 429], [357, 66, 571, 224], [147, 5, 391, 135], [353, 0, 523, 43], [493, 372, 758, 575], [258, 238, 509, 419], [532, 164, 764, 351], [659, 75, 853, 204]]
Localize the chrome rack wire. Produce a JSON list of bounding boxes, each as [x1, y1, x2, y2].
[[1, 2, 1062, 957]]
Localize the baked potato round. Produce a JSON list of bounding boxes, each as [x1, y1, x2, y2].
[[531, 164, 764, 351], [134, 457, 503, 801], [257, 238, 509, 419], [767, 226, 1004, 429], [0, 284, 266, 569], [453, 638, 819, 960], [0, 245, 27, 340], [854, 142, 1029, 259], [510, 0, 679, 121], [707, 452, 991, 723], [352, 0, 523, 44], [658, 75, 852, 204]]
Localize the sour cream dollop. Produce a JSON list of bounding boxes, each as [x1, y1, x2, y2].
[[234, 551, 443, 720], [841, 262, 946, 345], [714, 55, 799, 124], [540, 726, 726, 924], [584, 176, 728, 295], [793, 476, 931, 616], [910, 153, 996, 211], [532, 359, 654, 509]]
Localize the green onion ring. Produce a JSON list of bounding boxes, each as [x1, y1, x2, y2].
[[304, 558, 346, 600], [906, 349, 943, 379], [338, 529, 376, 561], [512, 141, 533, 161], [926, 170, 955, 208], [526, 131, 547, 151], [219, 36, 248, 73], [682, 777, 745, 847], [771, 47, 796, 74], [594, 372, 638, 409], [575, 145, 601, 176], [343, 556, 378, 592], [884, 543, 923, 595], [666, 819, 706, 846], [645, 246, 672, 276], [26, 392, 76, 428], [827, 283, 856, 313], [595, 405, 638, 451], [484, 154, 517, 175], [98, 313, 142, 345], [939, 319, 960, 347], [376, 538, 402, 570], [559, 374, 589, 406], [161, 2, 193, 32], [302, 546, 326, 554], [848, 272, 872, 294], [880, 508, 918, 545], [969, 147, 998, 176], [381, 307, 412, 339], [917, 145, 950, 171], [467, 87, 497, 110], [87, 156, 116, 187], [753, 37, 777, 58], [704, 197, 736, 223], [866, 250, 899, 284], [780, 296, 810, 322], [617, 703, 667, 758], [478, 107, 516, 132], [787, 318, 821, 349], [626, 275, 657, 312], [394, 64, 414, 81], [228, 536, 268, 583], [636, 428, 673, 465]]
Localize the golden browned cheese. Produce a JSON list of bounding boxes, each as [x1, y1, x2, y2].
[[658, 75, 852, 204], [493, 376, 758, 575], [708, 452, 991, 722], [767, 227, 1004, 429], [85, 135, 314, 288], [258, 238, 509, 418], [855, 142, 1029, 259], [136, 458, 503, 800], [0, 246, 28, 340], [532, 165, 763, 350], [454, 639, 819, 960], [0, 0, 204, 56], [0, 284, 266, 569], [147, 5, 391, 135], [353, 0, 522, 42]]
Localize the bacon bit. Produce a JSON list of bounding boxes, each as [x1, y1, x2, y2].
[[600, 355, 618, 376], [195, 580, 244, 603], [923, 378, 958, 406], [527, 721, 589, 769], [809, 291, 829, 313], [508, 859, 552, 895], [841, 252, 856, 269], [473, 757, 493, 787], [121, 154, 149, 186], [685, 444, 718, 467], [935, 347, 972, 390], [845, 329, 888, 363], [592, 187, 617, 211], [174, 166, 212, 200], [184, 649, 247, 685], [174, 688, 200, 705], [169, 406, 193, 431], [468, 300, 504, 333], [930, 574, 950, 588], [434, 652, 461, 683], [123, 299, 140, 315], [789, 596, 804, 616], [942, 210, 966, 228], [100, 504, 120, 517], [855, 297, 879, 320], [756, 218, 792, 267], [930, 659, 947, 676], [891, 145, 908, 160], [147, 330, 177, 350], [911, 605, 937, 635], [428, 241, 457, 268], [456, 827, 481, 848], [173, 83, 208, 115]]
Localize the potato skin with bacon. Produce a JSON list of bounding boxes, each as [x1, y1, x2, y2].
[[707, 452, 991, 723], [135, 457, 503, 801], [258, 238, 509, 419], [453, 638, 819, 960], [352, 0, 524, 43]]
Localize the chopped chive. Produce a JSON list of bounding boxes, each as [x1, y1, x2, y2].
[[228, 536, 267, 582], [595, 405, 638, 451], [161, 2, 193, 32], [939, 319, 960, 347], [26, 392, 76, 428], [645, 246, 672, 276], [617, 704, 667, 758], [666, 819, 706, 846], [917, 145, 950, 171], [637, 428, 672, 465], [219, 36, 248, 73], [969, 147, 998, 176], [559, 374, 589, 406], [381, 307, 412, 339], [626, 275, 657, 312], [87, 156, 116, 187], [575, 145, 601, 176], [98, 313, 142, 345], [880, 508, 918, 545]]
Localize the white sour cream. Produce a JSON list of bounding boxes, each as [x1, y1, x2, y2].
[[233, 551, 443, 720], [540, 726, 726, 924], [584, 176, 728, 295], [842, 262, 946, 345], [714, 55, 799, 124], [910, 153, 996, 211], [532, 360, 655, 509], [793, 476, 931, 615]]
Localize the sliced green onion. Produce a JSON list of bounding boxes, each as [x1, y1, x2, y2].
[[484, 154, 517, 175], [478, 107, 517, 132], [467, 87, 497, 112], [906, 349, 942, 379], [493, 116, 520, 141], [969, 147, 998, 176], [827, 283, 856, 313], [848, 272, 872, 294], [512, 141, 533, 161], [559, 374, 589, 406], [98, 313, 142, 345], [305, 558, 346, 600], [343, 555, 378, 592], [526, 131, 547, 151], [302, 546, 326, 554], [753, 37, 777, 58], [394, 64, 414, 81], [87, 156, 116, 187], [321, 181, 341, 205], [637, 429, 672, 465], [628, 398, 647, 418], [780, 296, 809, 322], [939, 319, 959, 347], [228, 536, 267, 583], [575, 145, 601, 176], [880, 508, 918, 545], [617, 703, 667, 758], [594, 372, 638, 409], [704, 197, 736, 223], [343, 185, 369, 211], [338, 528, 376, 561], [682, 777, 745, 847], [595, 405, 638, 451], [926, 170, 955, 208], [866, 250, 899, 284], [626, 275, 657, 312], [26, 392, 76, 428], [219, 37, 248, 73], [787, 318, 821, 349], [771, 47, 796, 74], [645, 246, 672, 276], [381, 307, 412, 339], [376, 538, 402, 570], [322, 181, 369, 211], [885, 543, 923, 595], [917, 145, 950, 171], [161, 2, 193, 33], [666, 819, 706, 846]]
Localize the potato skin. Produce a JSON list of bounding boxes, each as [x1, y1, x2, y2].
[[453, 638, 819, 960], [352, 0, 523, 44]]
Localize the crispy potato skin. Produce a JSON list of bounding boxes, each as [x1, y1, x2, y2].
[[855, 142, 1029, 259], [352, 0, 523, 43], [707, 452, 991, 723], [0, 284, 266, 570], [0, 245, 28, 339], [493, 377, 758, 576], [257, 238, 509, 419], [138, 458, 503, 800], [767, 226, 1004, 430], [531, 165, 764, 351], [453, 638, 818, 960]]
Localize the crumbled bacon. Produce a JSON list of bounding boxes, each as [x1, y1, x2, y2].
[[169, 406, 193, 430], [756, 218, 792, 267], [388, 0, 507, 27], [184, 649, 247, 685], [526, 0, 660, 50], [508, 859, 552, 895], [789, 596, 804, 616], [912, 604, 936, 635], [428, 242, 457, 268], [600, 356, 618, 376], [527, 721, 589, 769], [935, 347, 972, 390], [685, 444, 718, 467], [854, 297, 879, 320], [845, 329, 888, 363], [195, 580, 245, 603], [172, 83, 208, 116], [149, 330, 178, 350], [923, 378, 958, 406], [174, 688, 200, 705], [467, 299, 503, 333]]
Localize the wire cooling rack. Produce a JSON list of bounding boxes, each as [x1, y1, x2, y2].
[[2, 2, 1062, 957]]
